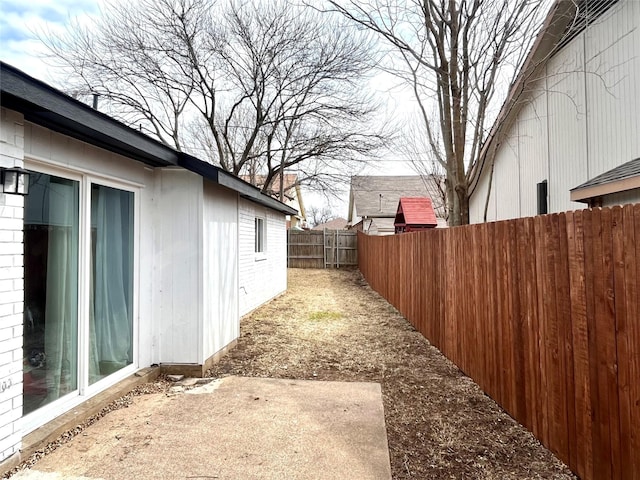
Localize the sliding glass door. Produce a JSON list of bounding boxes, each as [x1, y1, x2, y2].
[[23, 169, 136, 419], [24, 173, 80, 415]]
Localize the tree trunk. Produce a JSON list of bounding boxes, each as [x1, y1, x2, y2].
[[447, 173, 469, 226]]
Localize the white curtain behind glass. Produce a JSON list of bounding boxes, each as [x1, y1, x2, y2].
[[89, 186, 132, 381], [45, 180, 78, 400]]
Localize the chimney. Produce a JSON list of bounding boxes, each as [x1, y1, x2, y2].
[[92, 93, 99, 110]]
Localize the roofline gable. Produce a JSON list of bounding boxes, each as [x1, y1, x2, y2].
[[469, 1, 582, 195]]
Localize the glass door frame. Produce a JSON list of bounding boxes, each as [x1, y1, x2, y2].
[[22, 158, 141, 434]]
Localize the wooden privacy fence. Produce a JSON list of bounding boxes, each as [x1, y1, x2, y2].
[[358, 205, 639, 480], [287, 229, 357, 268]]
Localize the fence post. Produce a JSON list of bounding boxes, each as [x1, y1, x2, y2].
[[323, 228, 327, 269]]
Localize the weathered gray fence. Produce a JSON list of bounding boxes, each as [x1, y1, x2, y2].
[[287, 229, 357, 268]]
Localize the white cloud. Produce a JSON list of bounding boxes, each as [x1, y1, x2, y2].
[[0, 0, 103, 83]]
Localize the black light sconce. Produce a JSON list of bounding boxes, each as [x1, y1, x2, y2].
[[1, 167, 30, 196]]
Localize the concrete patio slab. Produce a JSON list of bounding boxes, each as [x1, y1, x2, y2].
[[13, 376, 392, 480]]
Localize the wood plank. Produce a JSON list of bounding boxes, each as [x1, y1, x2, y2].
[[434, 229, 444, 346], [590, 207, 615, 480], [500, 220, 513, 411], [509, 219, 526, 422], [448, 227, 460, 364], [601, 208, 621, 480], [582, 208, 604, 480], [486, 222, 499, 402], [519, 217, 538, 434], [630, 204, 640, 480], [566, 209, 594, 480], [543, 214, 566, 458], [611, 206, 631, 480], [533, 214, 550, 447], [494, 220, 506, 407], [555, 212, 574, 467], [471, 224, 485, 386]]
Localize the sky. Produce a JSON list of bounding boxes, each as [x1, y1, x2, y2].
[[0, 0, 417, 217], [0, 0, 103, 83]]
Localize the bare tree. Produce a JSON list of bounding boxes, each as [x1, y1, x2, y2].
[[42, 0, 386, 196], [325, 0, 548, 225], [307, 205, 337, 227], [396, 117, 448, 221]]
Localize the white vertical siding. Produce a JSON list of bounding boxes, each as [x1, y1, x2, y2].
[[585, 1, 640, 178], [0, 108, 25, 465], [238, 199, 287, 316], [201, 182, 239, 361], [470, 164, 495, 223], [470, 1, 640, 222], [492, 134, 521, 220], [546, 39, 589, 213], [155, 169, 203, 364], [136, 167, 156, 369], [517, 93, 549, 216]]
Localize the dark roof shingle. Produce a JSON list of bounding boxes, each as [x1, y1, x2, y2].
[[350, 175, 445, 218], [571, 157, 640, 191]]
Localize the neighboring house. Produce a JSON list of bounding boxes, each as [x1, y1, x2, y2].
[[312, 217, 348, 230], [394, 197, 438, 233], [347, 175, 447, 235], [0, 62, 296, 468], [240, 173, 307, 229], [469, 0, 640, 223]]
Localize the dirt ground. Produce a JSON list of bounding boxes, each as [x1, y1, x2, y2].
[[207, 269, 576, 480], [6, 268, 577, 480]]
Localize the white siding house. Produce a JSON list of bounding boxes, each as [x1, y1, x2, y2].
[[0, 62, 296, 470], [469, 0, 640, 222], [238, 199, 288, 316]]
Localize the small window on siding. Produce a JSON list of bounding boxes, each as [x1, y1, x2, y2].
[[255, 217, 266, 253]]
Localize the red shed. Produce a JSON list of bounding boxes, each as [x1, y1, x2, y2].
[[394, 197, 438, 233]]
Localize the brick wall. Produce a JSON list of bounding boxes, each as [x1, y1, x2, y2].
[[0, 107, 25, 465]]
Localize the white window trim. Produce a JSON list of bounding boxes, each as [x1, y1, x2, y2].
[[255, 216, 267, 261], [22, 158, 140, 434]]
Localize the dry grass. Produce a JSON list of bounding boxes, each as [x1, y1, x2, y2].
[[207, 268, 577, 480]]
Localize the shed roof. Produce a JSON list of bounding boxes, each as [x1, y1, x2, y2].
[[0, 61, 296, 216], [395, 197, 438, 227], [570, 157, 640, 202], [348, 175, 445, 220]]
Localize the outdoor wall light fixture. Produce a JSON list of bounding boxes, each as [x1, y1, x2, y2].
[[1, 167, 30, 196]]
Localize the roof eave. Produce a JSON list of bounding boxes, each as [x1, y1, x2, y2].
[[570, 176, 640, 202], [0, 62, 179, 168]]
